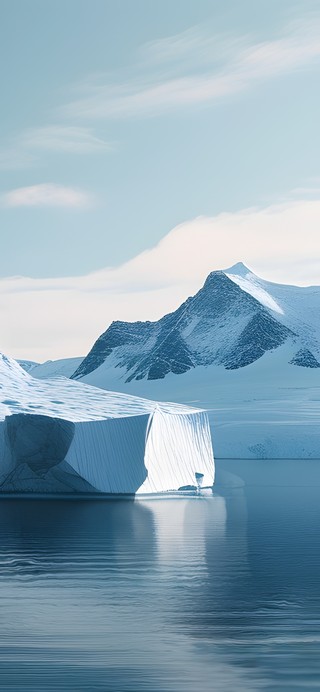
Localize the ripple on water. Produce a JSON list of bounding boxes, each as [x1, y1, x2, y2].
[[0, 478, 319, 690]]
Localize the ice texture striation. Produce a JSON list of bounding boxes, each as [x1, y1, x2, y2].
[[0, 354, 214, 494]]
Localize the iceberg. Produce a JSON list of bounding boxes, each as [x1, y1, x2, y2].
[[0, 354, 214, 495]]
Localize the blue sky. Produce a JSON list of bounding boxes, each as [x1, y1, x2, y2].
[[1, 0, 320, 277], [2, 0, 320, 359]]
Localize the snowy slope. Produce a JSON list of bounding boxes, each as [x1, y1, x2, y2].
[[28, 357, 84, 379], [0, 354, 214, 494], [226, 263, 320, 358], [76, 343, 320, 459], [17, 360, 39, 372]]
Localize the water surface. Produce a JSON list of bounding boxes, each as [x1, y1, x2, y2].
[[0, 465, 320, 690]]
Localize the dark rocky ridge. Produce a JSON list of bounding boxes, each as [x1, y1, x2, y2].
[[290, 349, 320, 368]]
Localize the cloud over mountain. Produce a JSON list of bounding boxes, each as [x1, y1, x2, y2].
[[1, 198, 320, 361]]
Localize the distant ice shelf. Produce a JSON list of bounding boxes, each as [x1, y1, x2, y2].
[[0, 354, 214, 495]]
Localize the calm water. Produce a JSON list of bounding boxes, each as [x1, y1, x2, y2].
[[0, 466, 320, 690]]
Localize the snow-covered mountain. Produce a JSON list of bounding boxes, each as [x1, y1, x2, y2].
[[71, 263, 320, 385], [17, 359, 39, 373], [65, 264, 320, 460], [26, 357, 84, 379]]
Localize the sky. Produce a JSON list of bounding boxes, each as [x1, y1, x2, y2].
[[1, 0, 320, 360]]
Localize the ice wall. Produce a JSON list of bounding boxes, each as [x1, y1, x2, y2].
[[141, 409, 214, 494], [64, 414, 149, 494]]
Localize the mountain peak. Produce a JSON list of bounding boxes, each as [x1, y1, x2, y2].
[[223, 262, 252, 277], [202, 269, 238, 289]]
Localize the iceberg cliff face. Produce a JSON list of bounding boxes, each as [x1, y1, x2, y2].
[[0, 354, 214, 494]]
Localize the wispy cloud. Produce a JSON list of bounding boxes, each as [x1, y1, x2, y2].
[[1, 196, 320, 360], [140, 26, 247, 70], [61, 16, 320, 119], [1, 13, 318, 172], [22, 125, 111, 153], [0, 126, 111, 170], [289, 177, 320, 198], [2, 183, 92, 209]]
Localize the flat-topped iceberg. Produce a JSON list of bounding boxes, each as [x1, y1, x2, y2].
[[0, 354, 214, 494]]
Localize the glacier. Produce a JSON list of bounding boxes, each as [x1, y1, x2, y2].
[[0, 354, 214, 494]]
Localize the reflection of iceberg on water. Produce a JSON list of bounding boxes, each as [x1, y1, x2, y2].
[[141, 495, 227, 570], [0, 354, 214, 495]]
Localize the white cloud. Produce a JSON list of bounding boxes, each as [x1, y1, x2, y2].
[[62, 16, 320, 119], [1, 197, 320, 361], [22, 125, 111, 153], [2, 183, 92, 209], [139, 26, 244, 70], [0, 126, 111, 170], [1, 13, 318, 172]]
